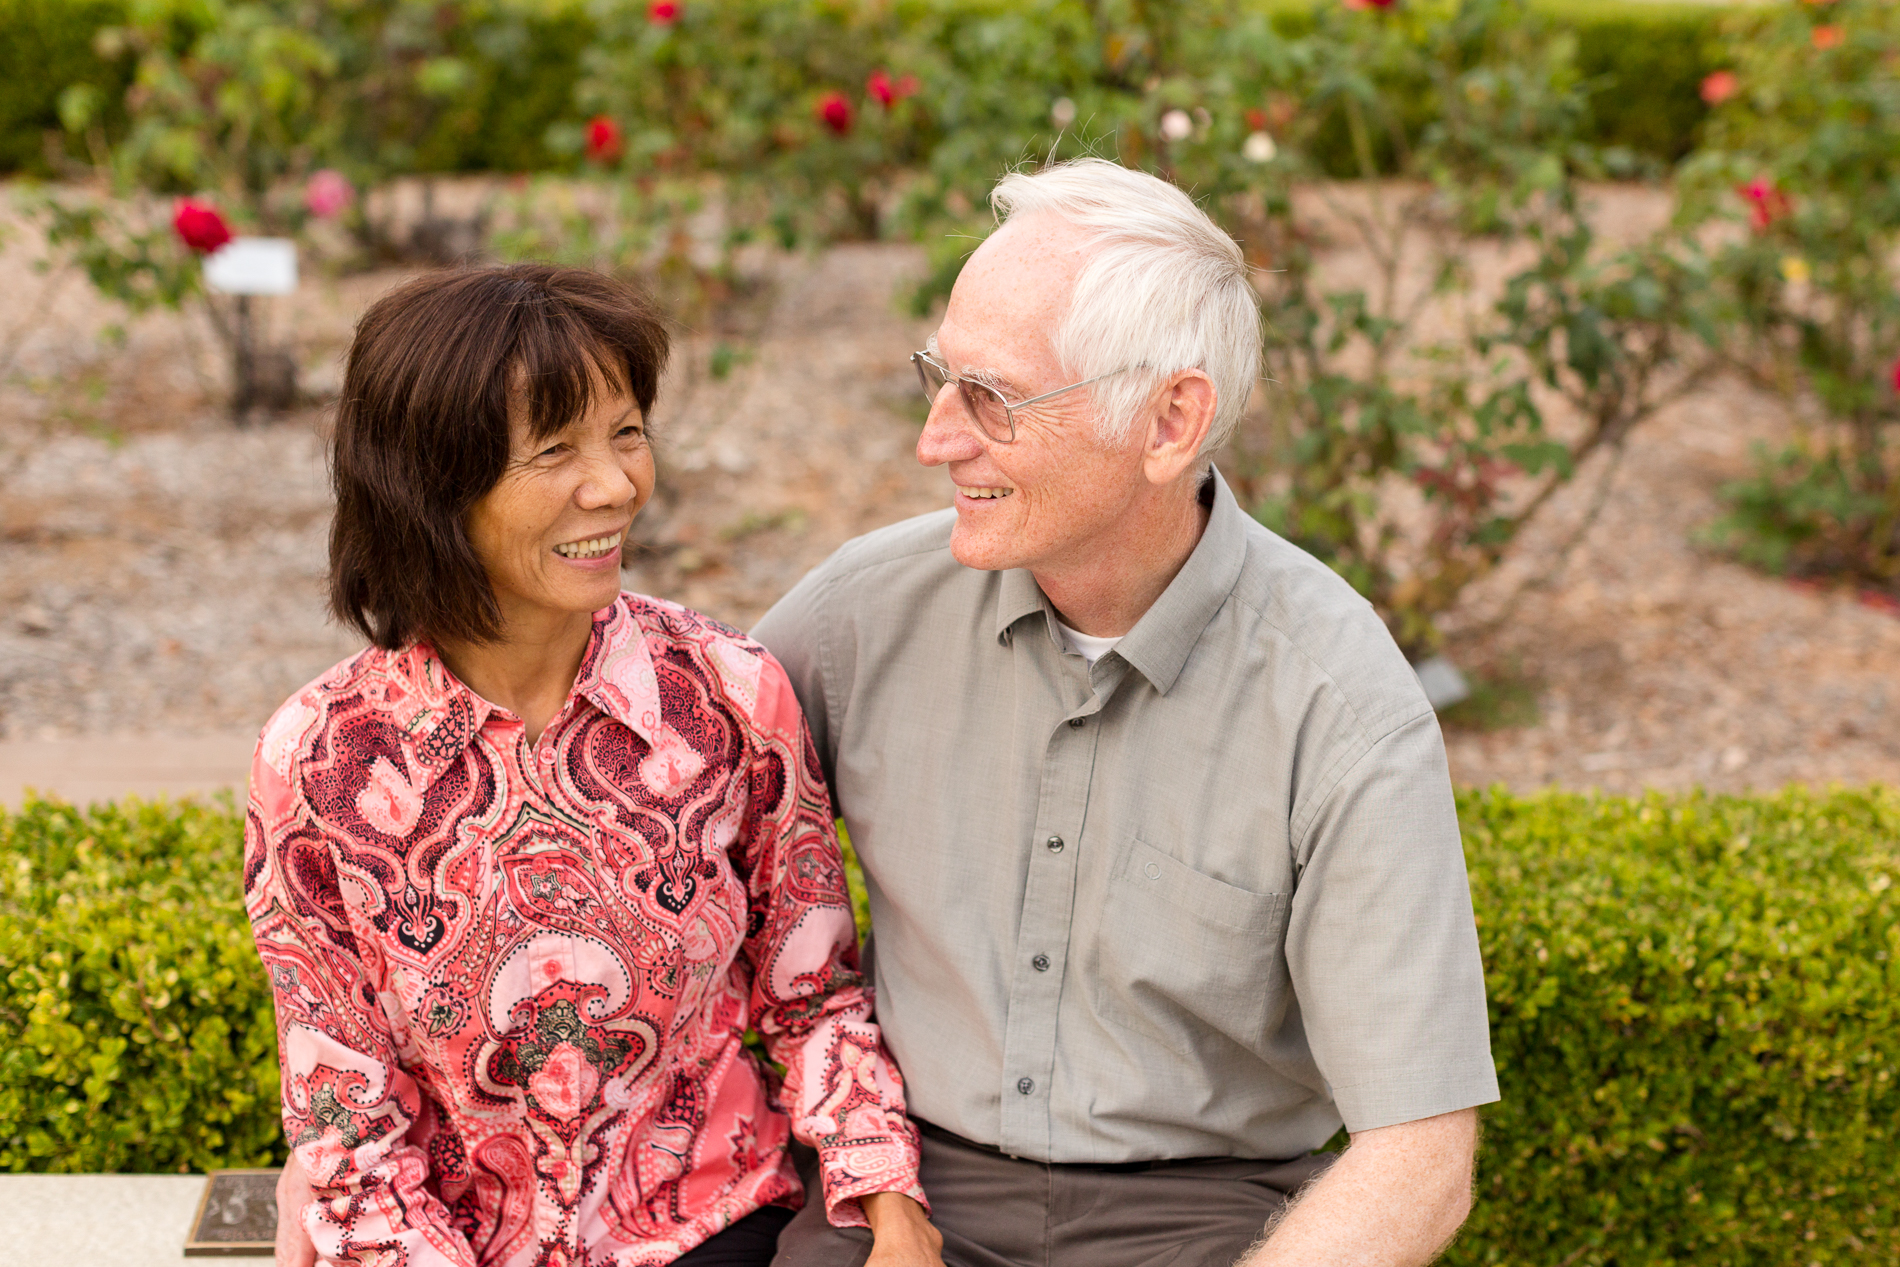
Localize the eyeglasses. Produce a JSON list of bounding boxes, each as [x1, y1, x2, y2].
[[910, 350, 1135, 444]]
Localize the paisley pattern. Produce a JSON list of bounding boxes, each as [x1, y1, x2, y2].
[[245, 594, 923, 1267]]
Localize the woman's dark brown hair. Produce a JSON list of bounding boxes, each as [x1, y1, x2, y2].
[[328, 264, 670, 650]]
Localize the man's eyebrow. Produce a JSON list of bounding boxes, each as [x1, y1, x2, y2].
[[927, 334, 1023, 396]]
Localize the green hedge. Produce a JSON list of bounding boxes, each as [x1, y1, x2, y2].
[[0, 0, 1722, 178], [0, 796, 281, 1173], [4, 787, 1895, 1263]]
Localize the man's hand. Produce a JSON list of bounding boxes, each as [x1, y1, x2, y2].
[[860, 1191, 946, 1267], [1239, 1108, 1479, 1267], [276, 1153, 318, 1267]]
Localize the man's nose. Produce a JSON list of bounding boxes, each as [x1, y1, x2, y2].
[[916, 386, 985, 468]]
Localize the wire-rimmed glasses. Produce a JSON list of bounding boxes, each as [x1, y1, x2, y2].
[[910, 350, 1134, 444]]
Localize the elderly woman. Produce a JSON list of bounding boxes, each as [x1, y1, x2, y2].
[[245, 265, 933, 1267]]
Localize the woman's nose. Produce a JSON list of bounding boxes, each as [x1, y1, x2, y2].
[[575, 448, 637, 508]]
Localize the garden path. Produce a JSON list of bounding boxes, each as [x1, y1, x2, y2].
[[1, 184, 1896, 804]]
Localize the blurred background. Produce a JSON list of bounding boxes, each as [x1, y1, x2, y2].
[[1, 0, 1897, 793]]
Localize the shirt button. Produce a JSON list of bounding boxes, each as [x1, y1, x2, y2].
[[1068, 717, 1085, 728], [1045, 835, 1064, 853], [1032, 954, 1050, 972], [1016, 1077, 1035, 1095]]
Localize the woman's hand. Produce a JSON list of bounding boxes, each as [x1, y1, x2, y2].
[[276, 1153, 318, 1267], [860, 1192, 946, 1267]]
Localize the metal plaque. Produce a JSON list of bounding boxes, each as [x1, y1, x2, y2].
[[184, 1168, 279, 1257]]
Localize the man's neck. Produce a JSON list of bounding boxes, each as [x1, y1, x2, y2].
[[436, 607, 595, 745], [1033, 475, 1212, 639]]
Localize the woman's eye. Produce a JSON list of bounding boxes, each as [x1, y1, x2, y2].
[[615, 425, 644, 441]]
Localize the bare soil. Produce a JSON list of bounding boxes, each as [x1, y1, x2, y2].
[[2, 180, 1895, 793]]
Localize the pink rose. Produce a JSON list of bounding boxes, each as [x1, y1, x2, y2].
[[303, 169, 353, 219], [172, 199, 231, 254], [1699, 71, 1738, 105], [528, 1045, 599, 1120], [866, 69, 918, 109], [648, 0, 678, 22]]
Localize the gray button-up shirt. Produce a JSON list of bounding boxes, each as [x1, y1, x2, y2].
[[752, 471, 1498, 1164]]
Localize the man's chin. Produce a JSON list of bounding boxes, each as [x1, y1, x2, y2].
[[947, 524, 1024, 573]]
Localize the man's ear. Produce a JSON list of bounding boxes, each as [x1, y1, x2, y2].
[[1141, 369, 1217, 487]]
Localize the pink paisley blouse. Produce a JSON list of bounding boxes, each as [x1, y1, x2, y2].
[[243, 593, 925, 1267]]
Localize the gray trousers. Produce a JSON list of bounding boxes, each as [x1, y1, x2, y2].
[[772, 1125, 1335, 1267]]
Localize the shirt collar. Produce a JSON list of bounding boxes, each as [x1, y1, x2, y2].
[[991, 467, 1249, 695], [391, 597, 665, 768]]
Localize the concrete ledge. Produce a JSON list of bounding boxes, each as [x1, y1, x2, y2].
[[3, 1174, 267, 1264], [0, 732, 255, 811]]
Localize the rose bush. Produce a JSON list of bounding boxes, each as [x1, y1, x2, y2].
[[1679, 0, 1900, 594]]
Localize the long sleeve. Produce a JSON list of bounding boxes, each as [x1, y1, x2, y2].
[[245, 736, 475, 1267], [734, 656, 926, 1228]]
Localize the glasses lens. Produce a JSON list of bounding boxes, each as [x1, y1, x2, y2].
[[915, 354, 950, 406], [913, 353, 1013, 441], [959, 382, 1014, 442]]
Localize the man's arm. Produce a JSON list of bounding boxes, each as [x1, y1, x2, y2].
[[1240, 1108, 1478, 1267]]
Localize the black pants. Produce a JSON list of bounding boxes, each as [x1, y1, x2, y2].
[[675, 1206, 797, 1267]]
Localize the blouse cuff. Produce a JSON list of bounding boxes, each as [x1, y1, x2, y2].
[[815, 1124, 929, 1229]]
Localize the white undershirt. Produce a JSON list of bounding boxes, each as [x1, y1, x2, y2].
[[1056, 619, 1123, 667]]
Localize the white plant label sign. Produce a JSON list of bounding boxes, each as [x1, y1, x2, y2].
[[204, 237, 298, 296]]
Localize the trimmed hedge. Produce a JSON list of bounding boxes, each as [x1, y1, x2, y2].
[[0, 796, 281, 1173], [4, 787, 1895, 1264], [1453, 787, 1899, 1265], [0, 0, 1720, 178]]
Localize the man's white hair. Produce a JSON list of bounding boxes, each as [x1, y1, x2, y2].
[[989, 158, 1260, 457]]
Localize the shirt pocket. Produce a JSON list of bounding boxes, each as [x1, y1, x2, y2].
[[1090, 837, 1292, 1057]]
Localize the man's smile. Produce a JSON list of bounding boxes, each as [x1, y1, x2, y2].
[[955, 486, 1015, 499]]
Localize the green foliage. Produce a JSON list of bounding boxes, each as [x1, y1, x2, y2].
[[4, 788, 1895, 1266], [1456, 785, 1900, 1266], [1535, 0, 1718, 165], [0, 0, 133, 174], [0, 796, 283, 1173], [1679, 0, 1900, 592]]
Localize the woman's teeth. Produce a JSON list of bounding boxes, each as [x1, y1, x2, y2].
[[958, 486, 1013, 499], [555, 530, 625, 559]]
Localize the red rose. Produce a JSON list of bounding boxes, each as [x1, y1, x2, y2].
[[1890, 354, 1900, 395], [586, 115, 623, 163], [1738, 178, 1791, 232], [817, 91, 853, 135], [866, 69, 918, 109], [1811, 24, 1844, 49], [1699, 71, 1738, 105], [1246, 108, 1268, 131], [1344, 0, 1397, 10], [648, 0, 678, 22], [172, 198, 231, 254]]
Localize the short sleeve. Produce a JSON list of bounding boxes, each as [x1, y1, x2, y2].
[[1284, 712, 1500, 1131], [752, 563, 846, 789]]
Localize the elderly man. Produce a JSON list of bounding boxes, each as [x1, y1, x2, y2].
[[276, 158, 1495, 1267], [754, 158, 1497, 1267]]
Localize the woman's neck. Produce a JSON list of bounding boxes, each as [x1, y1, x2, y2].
[[435, 607, 595, 746]]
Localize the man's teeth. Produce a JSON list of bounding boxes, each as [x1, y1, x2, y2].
[[958, 486, 1014, 499], [554, 530, 625, 559]]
